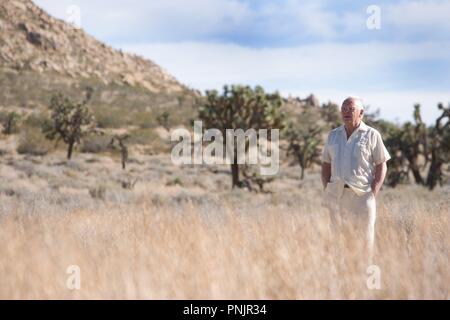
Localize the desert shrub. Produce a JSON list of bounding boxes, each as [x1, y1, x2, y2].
[[81, 134, 111, 153], [93, 105, 127, 128], [129, 128, 170, 154], [128, 110, 158, 129], [17, 128, 53, 156], [166, 177, 183, 186], [0, 111, 21, 134], [157, 111, 172, 131], [166, 103, 197, 127], [23, 111, 51, 128], [128, 128, 159, 145], [89, 185, 107, 200]]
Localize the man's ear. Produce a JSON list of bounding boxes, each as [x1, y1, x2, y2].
[[360, 109, 364, 117]]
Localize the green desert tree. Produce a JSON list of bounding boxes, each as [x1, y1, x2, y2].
[[383, 105, 428, 187], [401, 104, 428, 185], [1, 111, 21, 135], [426, 103, 450, 190], [320, 101, 341, 129], [108, 133, 130, 170], [384, 124, 410, 187], [198, 85, 285, 189], [383, 103, 450, 190], [157, 111, 171, 131], [284, 107, 323, 180], [43, 87, 95, 160]]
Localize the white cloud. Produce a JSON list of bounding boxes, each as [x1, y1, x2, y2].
[[34, 0, 252, 40], [122, 41, 450, 84], [32, 0, 450, 124], [255, 0, 341, 39], [34, 0, 450, 43], [32, 0, 360, 42], [385, 0, 450, 35], [120, 40, 450, 124]]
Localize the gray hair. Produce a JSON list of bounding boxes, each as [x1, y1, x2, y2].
[[342, 96, 364, 110]]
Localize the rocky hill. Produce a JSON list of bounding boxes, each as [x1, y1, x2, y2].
[[0, 0, 195, 113]]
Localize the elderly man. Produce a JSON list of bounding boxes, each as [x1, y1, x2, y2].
[[321, 96, 391, 263]]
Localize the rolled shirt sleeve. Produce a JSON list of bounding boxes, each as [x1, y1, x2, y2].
[[372, 131, 391, 165]]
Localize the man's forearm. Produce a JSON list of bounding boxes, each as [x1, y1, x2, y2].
[[371, 162, 387, 196], [321, 163, 331, 190]]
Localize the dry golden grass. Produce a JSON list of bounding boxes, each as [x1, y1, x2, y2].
[[0, 135, 448, 299], [0, 184, 448, 299]]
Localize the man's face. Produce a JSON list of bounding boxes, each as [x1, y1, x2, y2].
[[341, 101, 363, 126]]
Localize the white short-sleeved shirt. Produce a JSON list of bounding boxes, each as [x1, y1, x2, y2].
[[322, 121, 391, 196]]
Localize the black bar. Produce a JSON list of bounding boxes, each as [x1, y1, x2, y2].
[[0, 300, 446, 318]]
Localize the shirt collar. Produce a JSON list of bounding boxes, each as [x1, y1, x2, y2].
[[339, 120, 368, 133], [358, 121, 369, 131]]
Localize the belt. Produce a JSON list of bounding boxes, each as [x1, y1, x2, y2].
[[344, 184, 350, 188]]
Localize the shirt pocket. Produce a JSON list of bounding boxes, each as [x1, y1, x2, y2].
[[354, 141, 371, 162]]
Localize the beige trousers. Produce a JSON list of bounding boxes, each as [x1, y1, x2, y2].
[[324, 184, 377, 264]]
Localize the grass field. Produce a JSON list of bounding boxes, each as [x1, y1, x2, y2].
[[0, 146, 448, 299]]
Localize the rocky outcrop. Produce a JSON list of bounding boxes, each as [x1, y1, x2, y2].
[[0, 0, 188, 94]]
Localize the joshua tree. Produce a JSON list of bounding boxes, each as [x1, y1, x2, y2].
[[384, 125, 410, 187], [383, 105, 428, 187], [282, 103, 323, 180], [1, 111, 21, 135], [402, 104, 428, 185], [241, 164, 275, 193], [426, 103, 450, 190], [198, 85, 285, 189], [285, 123, 323, 180], [43, 87, 95, 159], [157, 111, 171, 131], [320, 102, 341, 129], [108, 134, 130, 170], [383, 103, 450, 190]]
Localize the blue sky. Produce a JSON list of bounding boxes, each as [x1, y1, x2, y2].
[[34, 0, 450, 124]]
